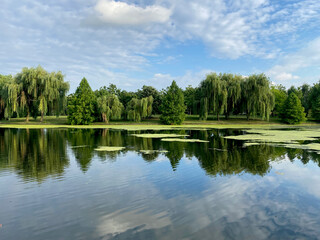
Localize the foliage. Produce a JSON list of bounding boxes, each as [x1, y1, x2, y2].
[[199, 73, 227, 120], [0, 74, 14, 119], [280, 93, 306, 124], [184, 85, 198, 115], [96, 94, 123, 123], [271, 84, 287, 116], [119, 90, 137, 109], [160, 80, 186, 125], [67, 78, 96, 125], [241, 74, 274, 120], [137, 85, 162, 114], [221, 73, 242, 119], [6, 66, 70, 122], [311, 95, 320, 121], [126, 96, 153, 122], [309, 81, 320, 121]]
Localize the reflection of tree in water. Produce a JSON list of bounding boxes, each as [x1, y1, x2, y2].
[[2, 128, 320, 181], [0, 128, 69, 182], [66, 129, 97, 172]]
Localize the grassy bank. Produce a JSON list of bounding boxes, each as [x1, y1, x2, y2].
[[1, 115, 319, 130]]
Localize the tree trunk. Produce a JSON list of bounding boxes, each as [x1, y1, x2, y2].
[[41, 112, 44, 122], [26, 112, 30, 122], [247, 112, 250, 121], [217, 112, 219, 121]]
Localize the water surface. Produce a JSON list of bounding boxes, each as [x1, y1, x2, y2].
[[1, 128, 320, 239]]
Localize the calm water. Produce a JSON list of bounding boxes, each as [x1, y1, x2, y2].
[[1, 128, 320, 240]]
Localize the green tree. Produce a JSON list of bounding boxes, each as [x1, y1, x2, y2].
[[311, 95, 320, 121], [184, 85, 197, 115], [309, 81, 320, 120], [301, 84, 311, 116], [221, 73, 242, 119], [160, 80, 186, 125], [271, 84, 287, 116], [67, 78, 96, 125], [241, 74, 274, 120], [137, 85, 161, 114], [11, 66, 69, 122], [280, 93, 306, 124], [96, 94, 123, 123], [0, 74, 15, 119], [126, 96, 153, 122], [199, 73, 228, 121]]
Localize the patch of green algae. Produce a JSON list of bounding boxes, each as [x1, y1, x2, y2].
[[94, 146, 125, 152], [225, 129, 320, 143], [131, 134, 189, 138], [243, 142, 261, 147], [161, 138, 209, 143]]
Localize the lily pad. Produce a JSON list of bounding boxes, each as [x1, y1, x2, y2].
[[94, 146, 125, 152], [131, 134, 189, 138], [161, 138, 209, 143]]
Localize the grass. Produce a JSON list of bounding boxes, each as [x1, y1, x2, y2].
[[1, 115, 320, 130]]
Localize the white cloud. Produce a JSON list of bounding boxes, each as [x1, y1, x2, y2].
[[267, 37, 320, 84], [94, 0, 171, 25], [152, 69, 213, 90]]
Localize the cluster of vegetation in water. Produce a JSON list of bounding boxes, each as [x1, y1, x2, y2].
[[1, 66, 320, 125]]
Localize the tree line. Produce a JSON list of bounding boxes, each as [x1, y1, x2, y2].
[[1, 66, 320, 124]]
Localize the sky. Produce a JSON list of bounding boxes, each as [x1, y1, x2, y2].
[[1, 0, 320, 92]]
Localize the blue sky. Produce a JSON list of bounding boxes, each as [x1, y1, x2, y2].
[[1, 0, 320, 92]]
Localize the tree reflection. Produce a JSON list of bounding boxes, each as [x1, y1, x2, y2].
[[0, 128, 69, 182], [1, 128, 320, 181]]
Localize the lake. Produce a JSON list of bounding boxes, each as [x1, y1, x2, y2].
[[1, 128, 320, 240]]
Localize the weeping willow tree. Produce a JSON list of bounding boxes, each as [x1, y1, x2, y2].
[[221, 73, 242, 119], [199, 73, 227, 121], [241, 74, 275, 120], [0, 74, 15, 119], [96, 94, 123, 123], [126, 96, 153, 122], [10, 66, 69, 122]]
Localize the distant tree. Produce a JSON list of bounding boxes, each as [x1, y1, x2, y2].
[[0, 74, 14, 119], [160, 81, 186, 125], [107, 84, 121, 96], [312, 95, 320, 121], [287, 86, 303, 100], [96, 94, 123, 123], [301, 83, 311, 116], [309, 81, 320, 120], [241, 74, 274, 120], [126, 96, 153, 122], [67, 78, 96, 125], [12, 66, 69, 122], [184, 85, 196, 115], [137, 85, 161, 114], [221, 73, 242, 119], [280, 93, 306, 124], [199, 73, 227, 121], [271, 84, 287, 116], [119, 90, 137, 109]]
